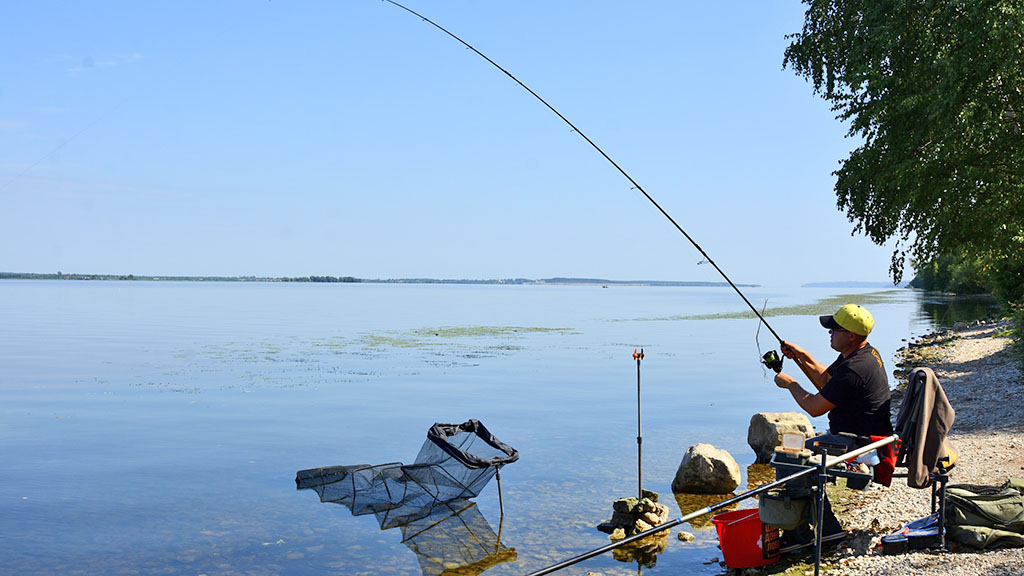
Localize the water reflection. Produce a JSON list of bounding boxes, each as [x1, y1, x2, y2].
[[746, 463, 776, 490], [611, 530, 670, 569], [313, 495, 514, 576], [916, 293, 1001, 328], [672, 492, 739, 529], [397, 500, 515, 576]]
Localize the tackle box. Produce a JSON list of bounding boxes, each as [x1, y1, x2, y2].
[[769, 447, 872, 490]]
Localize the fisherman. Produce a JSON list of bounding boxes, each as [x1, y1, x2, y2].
[[774, 303, 893, 441], [771, 304, 892, 550]]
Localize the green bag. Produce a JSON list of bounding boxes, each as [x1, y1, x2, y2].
[[945, 478, 1024, 549]]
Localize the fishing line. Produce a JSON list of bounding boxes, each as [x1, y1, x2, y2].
[[383, 0, 784, 345], [756, 300, 784, 373], [0, 97, 130, 194]]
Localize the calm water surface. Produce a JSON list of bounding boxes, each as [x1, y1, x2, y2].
[[1, 281, 945, 575]]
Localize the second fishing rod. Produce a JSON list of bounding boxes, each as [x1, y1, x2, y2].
[[384, 0, 787, 370]]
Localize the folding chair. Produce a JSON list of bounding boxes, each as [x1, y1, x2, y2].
[[893, 366, 958, 548]]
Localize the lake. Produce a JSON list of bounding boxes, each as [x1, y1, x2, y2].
[[0, 280, 953, 575]]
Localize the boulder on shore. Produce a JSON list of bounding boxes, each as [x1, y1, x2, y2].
[[671, 443, 740, 494], [747, 412, 814, 463]]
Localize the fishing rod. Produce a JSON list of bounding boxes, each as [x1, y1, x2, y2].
[[525, 434, 898, 576], [383, 0, 786, 354]]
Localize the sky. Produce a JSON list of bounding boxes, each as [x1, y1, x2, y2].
[[1, 1, 906, 286]]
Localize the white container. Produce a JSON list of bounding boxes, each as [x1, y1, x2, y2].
[[856, 449, 880, 467], [780, 433, 805, 452]]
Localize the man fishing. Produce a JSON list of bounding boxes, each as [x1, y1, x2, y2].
[[770, 304, 893, 550], [774, 303, 893, 440]]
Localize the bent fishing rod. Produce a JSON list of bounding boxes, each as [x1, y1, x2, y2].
[[526, 434, 898, 576], [383, 1, 785, 353]]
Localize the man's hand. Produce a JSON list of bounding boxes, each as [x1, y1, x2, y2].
[[780, 340, 830, 390], [774, 372, 797, 389], [780, 341, 808, 361], [777, 372, 836, 417]]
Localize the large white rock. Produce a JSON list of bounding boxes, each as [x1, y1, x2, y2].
[[671, 443, 740, 494], [747, 412, 815, 463]]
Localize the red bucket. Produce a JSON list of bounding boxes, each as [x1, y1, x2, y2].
[[711, 509, 780, 569]]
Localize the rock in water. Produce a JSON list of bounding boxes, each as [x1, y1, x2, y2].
[[612, 497, 639, 513], [598, 494, 671, 539], [634, 518, 653, 533], [671, 443, 741, 493], [747, 412, 814, 463]]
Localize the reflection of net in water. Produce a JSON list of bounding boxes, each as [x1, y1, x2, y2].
[[296, 420, 518, 576], [400, 499, 516, 576]]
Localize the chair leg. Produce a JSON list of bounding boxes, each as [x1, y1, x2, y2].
[[936, 472, 948, 549], [929, 471, 949, 549]]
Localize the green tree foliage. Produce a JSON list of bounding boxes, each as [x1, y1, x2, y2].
[[784, 0, 1024, 289], [907, 250, 1024, 303], [908, 253, 988, 294]]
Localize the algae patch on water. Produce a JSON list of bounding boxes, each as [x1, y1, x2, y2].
[[360, 326, 574, 349], [181, 326, 577, 390], [631, 290, 906, 322]]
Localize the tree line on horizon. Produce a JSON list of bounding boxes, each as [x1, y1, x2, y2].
[[0, 272, 361, 283], [0, 272, 750, 287]]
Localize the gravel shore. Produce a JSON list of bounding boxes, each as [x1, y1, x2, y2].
[[823, 320, 1024, 576]]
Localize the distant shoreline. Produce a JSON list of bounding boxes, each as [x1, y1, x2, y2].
[[0, 272, 759, 288]]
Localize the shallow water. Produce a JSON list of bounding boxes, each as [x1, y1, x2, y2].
[[0, 281, 950, 575]]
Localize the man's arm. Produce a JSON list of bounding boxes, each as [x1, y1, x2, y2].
[[775, 372, 836, 417], [781, 341, 831, 391]]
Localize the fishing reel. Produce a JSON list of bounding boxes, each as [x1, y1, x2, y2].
[[761, 350, 784, 373]]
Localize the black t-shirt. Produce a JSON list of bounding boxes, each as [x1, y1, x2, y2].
[[819, 344, 894, 437]]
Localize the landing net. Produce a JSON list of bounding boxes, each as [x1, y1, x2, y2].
[[296, 419, 518, 528], [296, 420, 519, 576]]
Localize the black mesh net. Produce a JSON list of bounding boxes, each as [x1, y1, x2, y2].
[[296, 420, 519, 575], [397, 499, 516, 576]]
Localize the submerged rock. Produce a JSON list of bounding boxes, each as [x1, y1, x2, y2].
[[671, 443, 741, 493]]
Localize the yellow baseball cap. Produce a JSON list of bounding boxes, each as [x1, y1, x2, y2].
[[819, 304, 874, 336]]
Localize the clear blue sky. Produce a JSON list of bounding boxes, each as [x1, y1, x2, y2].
[[1, 1, 904, 285]]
